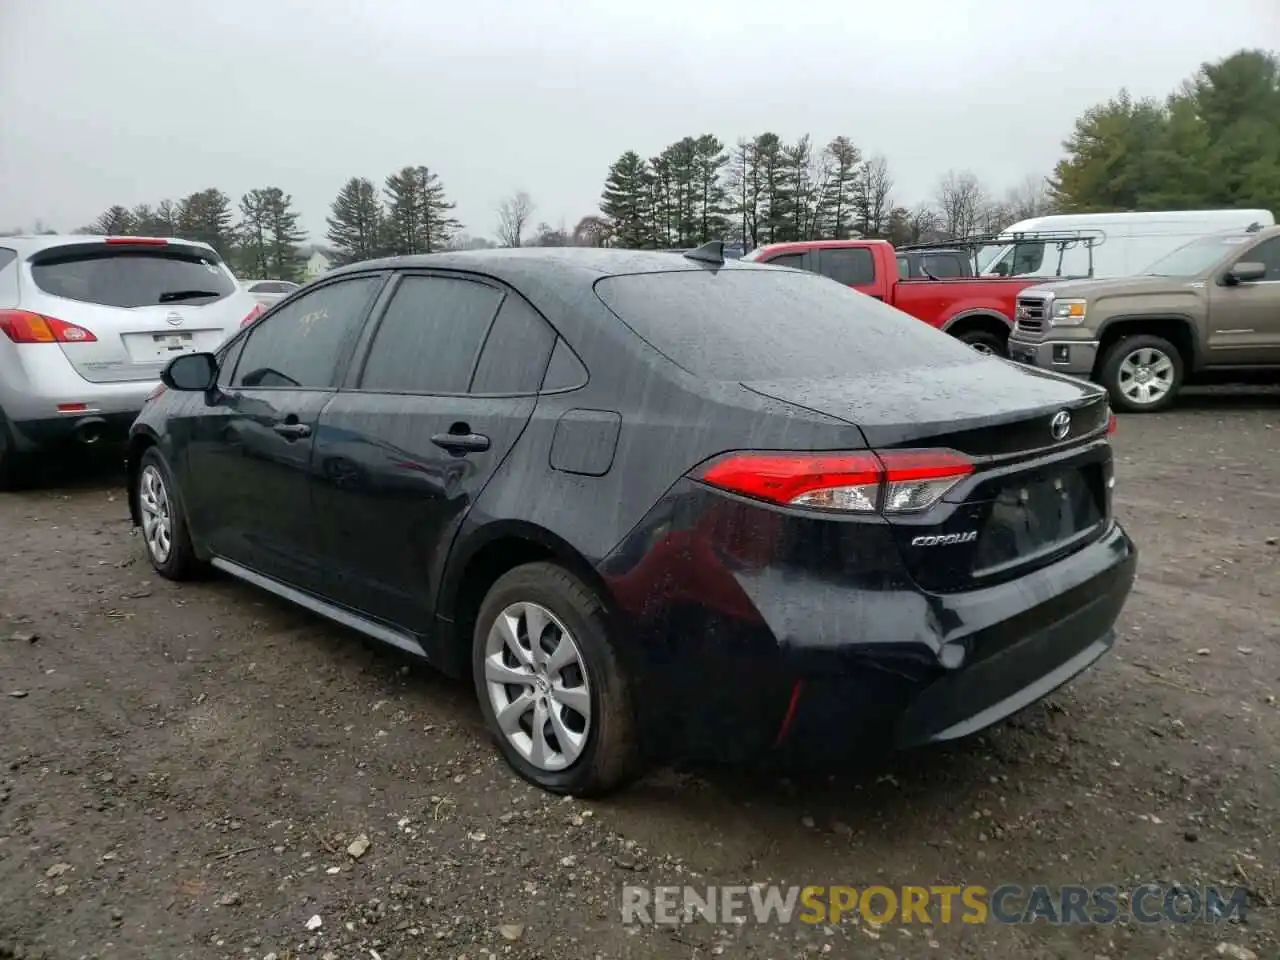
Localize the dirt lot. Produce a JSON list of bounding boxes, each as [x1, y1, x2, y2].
[[1, 389, 1277, 960]]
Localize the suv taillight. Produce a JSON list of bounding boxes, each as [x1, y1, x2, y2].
[[696, 449, 974, 514], [1107, 411, 1117, 435], [241, 303, 265, 327], [0, 310, 98, 344]]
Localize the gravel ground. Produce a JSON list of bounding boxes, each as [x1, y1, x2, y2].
[[0, 387, 1277, 960]]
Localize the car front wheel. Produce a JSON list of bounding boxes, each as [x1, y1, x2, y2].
[[1098, 335, 1183, 413], [136, 447, 202, 580], [473, 562, 642, 796]]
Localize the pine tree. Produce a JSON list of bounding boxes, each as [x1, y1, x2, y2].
[[177, 189, 235, 255], [265, 189, 306, 281], [599, 151, 652, 249], [89, 206, 135, 236], [236, 189, 272, 279], [692, 135, 730, 243], [383, 166, 460, 255], [327, 177, 385, 264], [820, 137, 862, 239], [753, 133, 787, 244]]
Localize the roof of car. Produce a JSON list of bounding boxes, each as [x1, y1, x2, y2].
[[326, 246, 774, 285]]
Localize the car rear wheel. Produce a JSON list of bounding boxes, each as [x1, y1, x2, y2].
[[473, 562, 642, 796], [1099, 335, 1183, 413], [0, 413, 30, 492], [136, 448, 202, 580]]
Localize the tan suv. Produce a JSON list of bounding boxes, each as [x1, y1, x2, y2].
[[1007, 224, 1280, 411]]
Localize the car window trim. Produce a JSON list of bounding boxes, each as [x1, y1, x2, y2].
[[343, 268, 565, 399], [226, 270, 389, 393]]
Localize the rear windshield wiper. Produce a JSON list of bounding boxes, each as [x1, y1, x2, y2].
[[157, 289, 223, 303]]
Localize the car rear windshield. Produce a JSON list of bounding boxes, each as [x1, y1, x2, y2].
[[594, 267, 978, 381], [29, 248, 236, 308]]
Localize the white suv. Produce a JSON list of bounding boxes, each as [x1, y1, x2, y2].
[[0, 235, 263, 486]]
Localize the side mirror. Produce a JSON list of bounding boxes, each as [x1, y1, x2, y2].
[[1225, 261, 1267, 285], [161, 352, 218, 391]]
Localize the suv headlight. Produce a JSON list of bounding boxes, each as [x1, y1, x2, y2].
[[1049, 299, 1087, 326]]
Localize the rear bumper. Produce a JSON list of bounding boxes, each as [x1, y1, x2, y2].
[[772, 521, 1135, 752], [0, 346, 156, 451], [600, 481, 1137, 761], [7, 411, 138, 451], [1008, 335, 1099, 376]]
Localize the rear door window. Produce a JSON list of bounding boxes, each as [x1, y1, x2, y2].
[[817, 248, 876, 285], [233, 276, 379, 389], [922, 254, 966, 278], [762, 253, 807, 271], [358, 275, 503, 394], [29, 248, 236, 307], [594, 267, 977, 381], [469, 294, 556, 394]]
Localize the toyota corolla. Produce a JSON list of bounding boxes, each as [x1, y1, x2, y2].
[[125, 244, 1137, 796]]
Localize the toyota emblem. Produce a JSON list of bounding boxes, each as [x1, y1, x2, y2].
[[165, 312, 184, 327], [1050, 410, 1071, 441]]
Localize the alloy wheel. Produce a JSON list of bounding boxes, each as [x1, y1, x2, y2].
[[1118, 347, 1175, 406], [483, 601, 591, 772], [138, 464, 173, 564]]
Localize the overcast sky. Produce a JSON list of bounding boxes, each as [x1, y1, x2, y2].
[[2, 0, 1277, 242]]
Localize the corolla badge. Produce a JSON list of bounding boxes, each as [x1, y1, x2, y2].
[[165, 312, 184, 327], [1050, 410, 1071, 441]]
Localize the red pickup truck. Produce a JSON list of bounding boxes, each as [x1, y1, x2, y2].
[[744, 238, 1052, 356]]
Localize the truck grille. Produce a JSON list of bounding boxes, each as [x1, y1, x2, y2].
[[1014, 296, 1049, 339]]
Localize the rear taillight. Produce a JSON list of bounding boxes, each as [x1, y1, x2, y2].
[[1107, 411, 1117, 435], [0, 309, 98, 344], [241, 303, 265, 326], [105, 236, 167, 245], [696, 449, 974, 514]]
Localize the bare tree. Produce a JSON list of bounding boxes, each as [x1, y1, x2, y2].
[[909, 204, 943, 243], [1005, 174, 1056, 221], [855, 154, 894, 237], [572, 215, 610, 247], [934, 170, 987, 238], [496, 190, 535, 247]]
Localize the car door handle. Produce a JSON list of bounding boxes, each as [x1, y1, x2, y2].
[[273, 422, 311, 440], [431, 432, 490, 453]]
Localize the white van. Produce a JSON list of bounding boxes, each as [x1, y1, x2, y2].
[[976, 209, 1275, 280]]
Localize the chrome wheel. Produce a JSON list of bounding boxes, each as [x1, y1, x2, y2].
[[483, 601, 591, 772], [969, 341, 995, 356], [1118, 347, 1174, 406], [138, 464, 172, 564]]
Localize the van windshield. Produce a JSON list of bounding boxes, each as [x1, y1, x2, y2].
[[1141, 234, 1252, 277]]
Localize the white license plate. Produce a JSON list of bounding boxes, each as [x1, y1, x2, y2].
[[123, 330, 201, 363]]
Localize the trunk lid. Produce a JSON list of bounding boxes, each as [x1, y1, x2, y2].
[[21, 240, 255, 383], [742, 357, 1114, 591]]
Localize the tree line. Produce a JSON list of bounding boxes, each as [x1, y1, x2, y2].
[[66, 165, 464, 281], [20, 48, 1276, 271], [1050, 49, 1278, 215], [596, 135, 1055, 251]]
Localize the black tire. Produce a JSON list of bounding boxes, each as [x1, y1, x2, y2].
[[135, 447, 203, 580], [0, 413, 30, 492], [956, 329, 1006, 357], [1098, 335, 1184, 413], [472, 562, 642, 796]]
